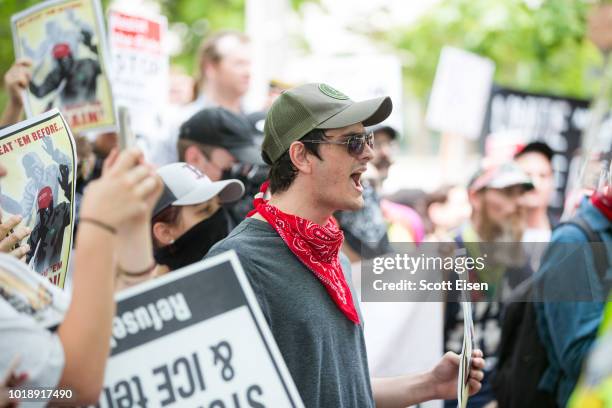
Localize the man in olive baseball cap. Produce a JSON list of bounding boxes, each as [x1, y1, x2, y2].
[[206, 82, 486, 408]]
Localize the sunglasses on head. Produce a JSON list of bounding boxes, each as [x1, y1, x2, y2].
[[302, 131, 375, 157]]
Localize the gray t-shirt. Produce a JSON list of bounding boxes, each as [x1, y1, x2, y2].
[[207, 217, 374, 408]]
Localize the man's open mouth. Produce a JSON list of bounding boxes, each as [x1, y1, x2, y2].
[[350, 169, 365, 191]]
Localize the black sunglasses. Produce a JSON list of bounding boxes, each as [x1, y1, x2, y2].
[[302, 131, 374, 157]]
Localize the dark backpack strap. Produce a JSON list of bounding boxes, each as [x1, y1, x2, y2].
[[557, 215, 609, 281]]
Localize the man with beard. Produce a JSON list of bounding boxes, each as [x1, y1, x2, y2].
[[207, 83, 485, 407], [29, 42, 101, 108], [443, 162, 534, 408]]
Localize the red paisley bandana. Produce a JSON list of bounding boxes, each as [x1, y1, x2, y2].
[[247, 181, 360, 324]]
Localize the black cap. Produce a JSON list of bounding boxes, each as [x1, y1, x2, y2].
[[179, 107, 264, 165], [515, 141, 554, 163], [370, 124, 398, 140]]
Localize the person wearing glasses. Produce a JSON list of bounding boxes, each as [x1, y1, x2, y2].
[[207, 83, 485, 408], [177, 107, 268, 225]]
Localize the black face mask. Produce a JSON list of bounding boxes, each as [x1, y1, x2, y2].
[[153, 208, 229, 271]]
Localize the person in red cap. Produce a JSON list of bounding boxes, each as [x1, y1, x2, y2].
[[29, 39, 101, 107], [37, 186, 53, 210], [26, 183, 71, 275], [52, 43, 72, 59]]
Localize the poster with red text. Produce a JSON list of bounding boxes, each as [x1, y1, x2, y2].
[[0, 109, 76, 289], [108, 9, 168, 160]]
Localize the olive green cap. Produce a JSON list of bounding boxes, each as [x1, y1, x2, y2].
[[262, 83, 393, 164]]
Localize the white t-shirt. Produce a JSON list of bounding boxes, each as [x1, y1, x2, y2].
[[350, 261, 443, 408], [522, 227, 552, 271], [0, 253, 68, 402]]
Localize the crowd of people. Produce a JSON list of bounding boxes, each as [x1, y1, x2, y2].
[[0, 6, 611, 408]]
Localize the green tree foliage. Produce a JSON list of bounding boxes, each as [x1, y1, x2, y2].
[[158, 0, 245, 72], [380, 0, 603, 100], [160, 0, 315, 72], [0, 0, 316, 111]]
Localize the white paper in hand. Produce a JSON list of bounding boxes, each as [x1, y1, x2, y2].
[[457, 294, 474, 408]]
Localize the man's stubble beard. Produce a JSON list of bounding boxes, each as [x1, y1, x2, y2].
[[476, 201, 527, 267], [477, 200, 525, 242], [318, 190, 364, 213]]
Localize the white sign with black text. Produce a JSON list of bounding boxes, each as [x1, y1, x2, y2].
[[92, 251, 304, 408]]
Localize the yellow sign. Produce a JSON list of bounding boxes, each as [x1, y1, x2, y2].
[[11, 0, 116, 134]]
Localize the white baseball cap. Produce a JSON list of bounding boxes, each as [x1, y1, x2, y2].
[[152, 163, 245, 217]]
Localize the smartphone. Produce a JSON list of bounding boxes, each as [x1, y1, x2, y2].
[[117, 106, 136, 150]]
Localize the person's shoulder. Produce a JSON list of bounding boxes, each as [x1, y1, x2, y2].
[[207, 218, 271, 257], [551, 222, 590, 243], [553, 198, 610, 242]]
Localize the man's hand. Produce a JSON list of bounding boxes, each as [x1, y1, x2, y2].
[[0, 215, 31, 260], [429, 350, 485, 400], [1, 59, 33, 127], [372, 349, 486, 408], [3, 59, 32, 106]]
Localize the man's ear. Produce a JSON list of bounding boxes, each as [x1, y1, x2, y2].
[[153, 222, 175, 246], [288, 141, 314, 174], [468, 190, 482, 212], [428, 202, 443, 226], [202, 61, 218, 82], [185, 145, 207, 168]]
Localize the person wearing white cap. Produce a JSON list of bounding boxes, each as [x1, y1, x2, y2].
[[152, 163, 244, 270], [115, 162, 244, 291]]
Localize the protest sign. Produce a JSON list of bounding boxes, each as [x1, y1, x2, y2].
[[108, 9, 168, 158], [94, 251, 305, 408], [482, 86, 593, 214], [0, 109, 76, 288], [457, 299, 474, 408], [11, 0, 116, 134], [426, 47, 495, 140]]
